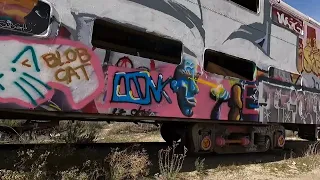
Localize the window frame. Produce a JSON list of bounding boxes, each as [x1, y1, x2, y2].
[[225, 0, 261, 14], [204, 49, 257, 81], [91, 18, 183, 65]]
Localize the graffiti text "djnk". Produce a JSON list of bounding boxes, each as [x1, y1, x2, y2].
[[111, 71, 172, 105]]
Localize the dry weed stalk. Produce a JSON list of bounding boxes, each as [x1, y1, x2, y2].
[[195, 157, 208, 180], [304, 141, 320, 156], [157, 141, 187, 180]]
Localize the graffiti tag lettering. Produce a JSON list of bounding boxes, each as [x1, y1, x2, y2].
[[42, 48, 92, 84], [259, 82, 320, 124], [111, 71, 172, 105], [0, 20, 32, 33], [0, 37, 103, 109], [272, 6, 303, 35], [111, 106, 157, 116]]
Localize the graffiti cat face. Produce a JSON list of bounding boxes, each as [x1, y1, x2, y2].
[[0, 37, 104, 109], [0, 45, 52, 107], [171, 57, 199, 117]]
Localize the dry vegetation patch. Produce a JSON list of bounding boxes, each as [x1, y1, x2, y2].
[[2, 121, 320, 180], [97, 122, 162, 143]]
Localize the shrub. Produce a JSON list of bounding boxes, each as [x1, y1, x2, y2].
[[156, 142, 187, 180], [106, 145, 151, 180], [195, 157, 208, 180], [53, 121, 99, 143], [14, 149, 51, 180]]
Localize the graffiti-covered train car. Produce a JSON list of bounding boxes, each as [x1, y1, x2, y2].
[[0, 0, 319, 154]]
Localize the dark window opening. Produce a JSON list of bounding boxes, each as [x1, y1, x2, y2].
[[91, 19, 182, 64], [204, 49, 256, 81], [268, 67, 300, 84], [229, 0, 259, 13]]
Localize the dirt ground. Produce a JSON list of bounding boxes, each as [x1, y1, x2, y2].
[[182, 167, 320, 180]]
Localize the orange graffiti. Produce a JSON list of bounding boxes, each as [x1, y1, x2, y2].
[[300, 26, 320, 76], [55, 63, 91, 84], [0, 0, 38, 23], [21, 59, 31, 67], [42, 48, 91, 68], [42, 48, 92, 84]]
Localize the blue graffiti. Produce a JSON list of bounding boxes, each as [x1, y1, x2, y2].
[[170, 57, 199, 117], [111, 71, 172, 105]]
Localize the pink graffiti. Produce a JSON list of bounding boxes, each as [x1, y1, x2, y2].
[[0, 36, 104, 109], [94, 65, 258, 121]]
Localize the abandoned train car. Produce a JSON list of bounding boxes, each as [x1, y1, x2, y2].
[[0, 0, 319, 154]]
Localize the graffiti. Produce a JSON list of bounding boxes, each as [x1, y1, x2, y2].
[[112, 108, 126, 116], [111, 106, 157, 116], [116, 56, 133, 69], [111, 71, 172, 105], [259, 82, 320, 124], [0, 37, 104, 109], [131, 106, 157, 116], [196, 76, 258, 121], [115, 55, 157, 72], [0, 20, 32, 33], [39, 100, 62, 111], [271, 6, 303, 35], [41, 48, 92, 84], [137, 60, 156, 71], [171, 57, 199, 117], [206, 82, 243, 121], [242, 81, 259, 120], [298, 25, 320, 89], [21, 59, 32, 68], [302, 38, 320, 75]]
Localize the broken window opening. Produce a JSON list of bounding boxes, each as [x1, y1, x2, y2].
[[229, 0, 259, 13], [91, 19, 182, 65], [204, 49, 256, 81]]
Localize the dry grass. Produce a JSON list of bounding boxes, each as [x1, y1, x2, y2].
[[97, 122, 162, 143], [179, 141, 320, 180], [107, 123, 160, 134], [0, 120, 106, 144], [51, 121, 102, 143], [0, 145, 152, 180], [107, 145, 151, 180]]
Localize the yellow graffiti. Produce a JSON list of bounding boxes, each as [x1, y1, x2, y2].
[[49, 103, 61, 111], [302, 38, 320, 76], [196, 78, 227, 100], [297, 39, 304, 74], [196, 78, 219, 88]]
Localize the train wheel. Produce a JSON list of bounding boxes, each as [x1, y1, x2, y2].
[[160, 123, 181, 144]]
